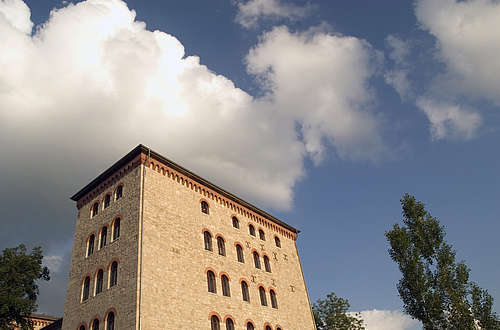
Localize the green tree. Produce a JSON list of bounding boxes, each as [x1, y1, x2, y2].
[[312, 292, 365, 330], [0, 244, 50, 330], [386, 194, 500, 330]]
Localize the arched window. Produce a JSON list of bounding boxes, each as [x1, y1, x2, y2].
[[259, 229, 265, 241], [204, 231, 212, 251], [249, 224, 255, 236], [276, 327, 282, 330], [106, 312, 114, 330], [270, 289, 278, 309], [95, 269, 103, 294], [232, 217, 239, 229], [226, 318, 234, 330], [246, 322, 254, 330], [275, 236, 281, 248], [264, 255, 272, 273], [259, 286, 268, 306], [113, 218, 120, 241], [266, 326, 272, 330], [92, 319, 99, 330], [241, 281, 250, 302], [100, 227, 107, 249], [201, 201, 209, 214], [207, 271, 216, 293], [79, 326, 85, 330], [104, 194, 110, 209], [110, 261, 118, 288], [221, 275, 230, 297], [236, 244, 244, 263], [217, 237, 226, 256], [87, 234, 95, 257], [82, 276, 90, 301], [211, 315, 220, 330], [92, 203, 99, 217], [253, 251, 261, 269], [115, 186, 122, 200]]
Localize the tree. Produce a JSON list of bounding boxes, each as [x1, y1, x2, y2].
[[0, 244, 50, 330], [312, 292, 365, 330], [386, 194, 500, 330]]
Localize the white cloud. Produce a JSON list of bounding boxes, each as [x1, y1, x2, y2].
[[358, 309, 418, 330], [384, 35, 413, 102], [234, 0, 312, 28], [0, 0, 32, 34]]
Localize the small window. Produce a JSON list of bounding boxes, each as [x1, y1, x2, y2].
[[87, 234, 95, 256], [106, 312, 114, 330], [276, 327, 282, 330], [236, 245, 244, 263], [113, 218, 120, 241], [204, 231, 212, 251], [226, 318, 234, 330], [241, 281, 250, 302], [104, 194, 110, 209], [110, 261, 118, 287], [275, 236, 281, 248], [207, 270, 217, 293], [249, 224, 255, 236], [259, 286, 268, 306], [92, 319, 99, 330], [211, 315, 220, 330], [232, 217, 239, 229], [82, 276, 90, 301], [80, 326, 85, 330], [253, 251, 261, 269], [270, 289, 278, 309], [100, 227, 107, 249], [217, 237, 226, 256], [116, 186, 122, 200], [201, 201, 209, 214], [95, 269, 103, 294], [92, 203, 99, 217], [264, 255, 272, 273], [246, 322, 254, 330], [259, 229, 265, 241], [266, 326, 272, 330], [222, 275, 230, 297]]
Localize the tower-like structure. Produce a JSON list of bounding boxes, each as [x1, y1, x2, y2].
[[62, 145, 316, 330]]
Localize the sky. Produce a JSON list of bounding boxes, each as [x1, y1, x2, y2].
[[1, 0, 500, 329]]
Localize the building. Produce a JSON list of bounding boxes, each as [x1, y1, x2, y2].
[[14, 314, 60, 330], [62, 145, 316, 330]]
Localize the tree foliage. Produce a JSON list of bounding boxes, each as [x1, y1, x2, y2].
[[312, 292, 365, 330], [386, 194, 500, 330], [0, 244, 50, 330]]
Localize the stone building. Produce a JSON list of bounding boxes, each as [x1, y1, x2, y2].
[[62, 145, 316, 330]]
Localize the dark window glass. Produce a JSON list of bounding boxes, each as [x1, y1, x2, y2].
[[275, 236, 281, 248], [201, 201, 209, 214], [211, 315, 220, 330], [277, 328, 282, 330], [217, 237, 226, 256], [113, 218, 120, 241], [253, 251, 261, 269], [270, 290, 278, 309], [222, 275, 230, 297], [249, 225, 255, 236], [110, 261, 118, 287], [259, 229, 265, 241], [246, 322, 254, 330], [207, 271, 216, 293], [104, 195, 110, 208], [92, 319, 99, 330], [83, 276, 90, 301], [264, 255, 272, 273], [80, 326, 85, 330], [241, 281, 250, 302], [259, 286, 268, 306], [204, 231, 212, 251], [232, 217, 239, 229], [116, 186, 122, 200], [100, 227, 107, 249], [88, 235, 95, 256], [96, 269, 103, 294], [226, 318, 234, 330], [92, 203, 98, 217], [236, 245, 244, 263], [107, 312, 114, 330], [266, 326, 272, 330]]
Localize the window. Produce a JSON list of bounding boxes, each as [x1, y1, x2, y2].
[[79, 326, 85, 330], [276, 327, 282, 330], [217, 237, 226, 256], [110, 261, 118, 287], [115, 186, 122, 200], [95, 269, 103, 294], [92, 319, 99, 330], [207, 270, 216, 293], [204, 231, 212, 251], [201, 201, 209, 214], [241, 281, 250, 302], [92, 203, 98, 217], [232, 217, 239, 229], [259, 286, 268, 306], [106, 312, 114, 330], [226, 318, 234, 330], [113, 218, 120, 241], [221, 275, 230, 297], [100, 227, 107, 249], [264, 255, 272, 273], [253, 251, 261, 269], [236, 244, 244, 263], [259, 229, 265, 241], [87, 234, 95, 256], [270, 289, 278, 309], [266, 326, 272, 330], [249, 224, 255, 236], [104, 194, 110, 209], [246, 322, 254, 330], [275, 236, 281, 248], [82, 276, 90, 301], [211, 315, 220, 330]]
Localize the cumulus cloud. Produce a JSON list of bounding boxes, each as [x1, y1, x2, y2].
[[384, 35, 413, 102], [234, 0, 312, 28], [0, 0, 32, 34], [358, 309, 418, 330]]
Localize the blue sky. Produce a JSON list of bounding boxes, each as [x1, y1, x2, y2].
[[1, 0, 500, 329]]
